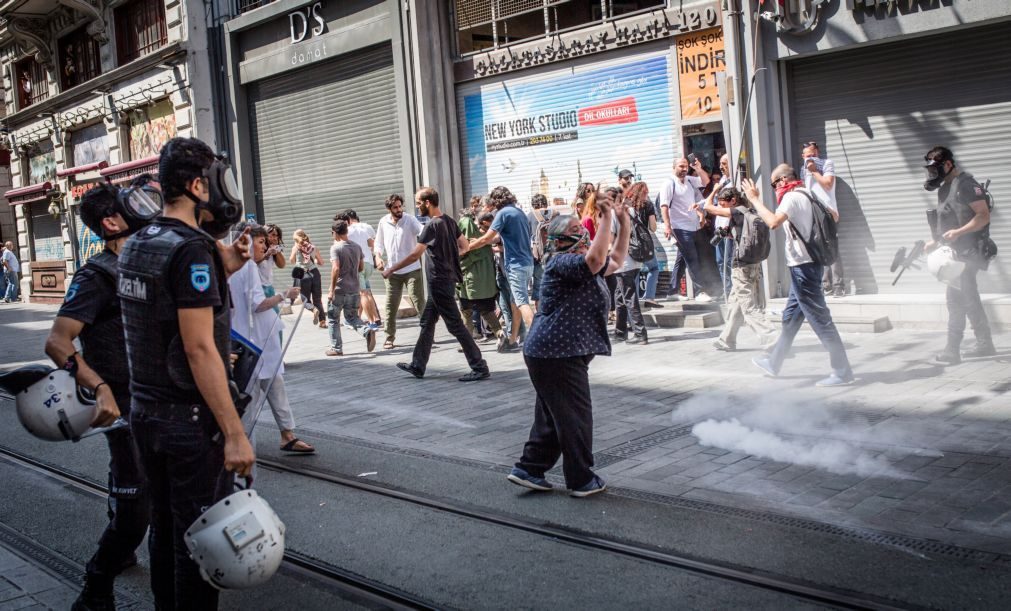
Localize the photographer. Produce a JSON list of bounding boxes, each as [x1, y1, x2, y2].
[[923, 146, 995, 364], [695, 187, 777, 351]]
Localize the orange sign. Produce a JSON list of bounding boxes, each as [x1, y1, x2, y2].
[[676, 28, 726, 121]]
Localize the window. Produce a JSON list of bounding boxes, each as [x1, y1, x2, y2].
[[237, 0, 277, 13], [454, 0, 665, 56], [14, 57, 50, 109], [115, 0, 168, 65], [58, 28, 102, 90]]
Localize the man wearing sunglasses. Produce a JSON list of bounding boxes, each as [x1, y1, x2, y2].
[[45, 179, 161, 610], [800, 142, 844, 297]]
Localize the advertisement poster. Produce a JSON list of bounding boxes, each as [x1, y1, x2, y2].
[[129, 98, 177, 160], [460, 53, 676, 204], [70, 122, 109, 168], [676, 28, 725, 121]]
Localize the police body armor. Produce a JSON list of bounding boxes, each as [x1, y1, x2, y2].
[[938, 173, 987, 263], [118, 221, 231, 405], [77, 249, 131, 407]]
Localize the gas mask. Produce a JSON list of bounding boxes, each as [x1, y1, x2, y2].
[[923, 158, 950, 192], [98, 182, 163, 241], [186, 155, 243, 239]]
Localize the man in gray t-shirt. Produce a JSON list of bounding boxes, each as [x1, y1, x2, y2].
[[326, 220, 375, 355]]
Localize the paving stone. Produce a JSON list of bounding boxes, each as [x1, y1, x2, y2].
[[788, 488, 839, 507], [877, 479, 930, 500], [849, 496, 902, 519]]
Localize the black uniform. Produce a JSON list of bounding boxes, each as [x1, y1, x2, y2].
[[118, 218, 231, 610], [937, 172, 993, 351], [57, 249, 149, 591]]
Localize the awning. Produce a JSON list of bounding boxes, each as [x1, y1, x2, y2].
[[4, 181, 53, 206], [57, 160, 109, 178], [99, 155, 160, 184]]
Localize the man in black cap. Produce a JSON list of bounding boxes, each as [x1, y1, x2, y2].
[[618, 169, 635, 193]]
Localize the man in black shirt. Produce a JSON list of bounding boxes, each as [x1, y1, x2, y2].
[[923, 146, 995, 364], [45, 183, 154, 611], [118, 137, 254, 609], [382, 187, 490, 381]]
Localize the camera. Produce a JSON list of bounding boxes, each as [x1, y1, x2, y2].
[[687, 153, 698, 166], [710, 226, 731, 246]]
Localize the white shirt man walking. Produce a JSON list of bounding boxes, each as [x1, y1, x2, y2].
[[374, 194, 425, 349], [2, 241, 20, 303]]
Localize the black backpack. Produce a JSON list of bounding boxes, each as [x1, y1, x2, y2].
[[628, 211, 655, 263], [732, 205, 771, 265], [788, 189, 839, 267]]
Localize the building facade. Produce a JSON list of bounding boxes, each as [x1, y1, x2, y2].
[[0, 0, 229, 302]]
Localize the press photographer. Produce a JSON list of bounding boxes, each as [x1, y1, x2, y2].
[[922, 146, 996, 364]]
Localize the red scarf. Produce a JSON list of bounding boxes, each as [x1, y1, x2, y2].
[[775, 179, 804, 204]]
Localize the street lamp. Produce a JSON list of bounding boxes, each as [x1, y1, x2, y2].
[[47, 186, 63, 219]]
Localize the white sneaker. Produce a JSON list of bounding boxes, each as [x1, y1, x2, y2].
[[695, 292, 713, 304]]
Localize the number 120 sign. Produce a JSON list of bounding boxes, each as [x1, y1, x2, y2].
[[676, 29, 726, 121]]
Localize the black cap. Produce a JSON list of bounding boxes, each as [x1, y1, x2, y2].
[[618, 169, 634, 180]]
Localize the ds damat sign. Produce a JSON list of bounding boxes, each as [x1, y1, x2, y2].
[[288, 1, 327, 66]]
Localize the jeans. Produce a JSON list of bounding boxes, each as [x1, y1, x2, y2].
[[714, 238, 734, 298], [531, 261, 544, 302], [614, 269, 647, 340], [4, 270, 18, 301], [130, 402, 225, 610], [946, 264, 992, 350], [410, 280, 488, 375], [720, 263, 776, 347], [517, 354, 597, 490], [382, 268, 425, 343], [298, 267, 324, 317], [767, 263, 852, 378], [327, 293, 370, 352], [496, 268, 525, 340], [642, 256, 659, 300], [672, 228, 718, 296]]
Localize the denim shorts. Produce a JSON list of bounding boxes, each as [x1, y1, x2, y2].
[[506, 264, 535, 306]]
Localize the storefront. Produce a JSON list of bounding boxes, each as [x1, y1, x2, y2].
[[224, 0, 413, 292]]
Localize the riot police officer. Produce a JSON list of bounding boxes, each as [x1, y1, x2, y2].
[[118, 137, 253, 609], [45, 179, 160, 610], [923, 146, 995, 364]]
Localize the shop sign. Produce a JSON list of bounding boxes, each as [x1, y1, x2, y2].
[[460, 53, 674, 201], [287, 2, 329, 67], [676, 28, 725, 121], [469, 3, 720, 79]]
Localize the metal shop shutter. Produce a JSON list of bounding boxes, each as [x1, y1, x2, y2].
[[789, 22, 1010, 294], [248, 43, 403, 293]]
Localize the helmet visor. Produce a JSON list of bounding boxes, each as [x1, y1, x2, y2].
[[123, 187, 163, 221]]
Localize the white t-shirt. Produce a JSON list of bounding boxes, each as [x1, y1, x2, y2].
[[801, 157, 837, 213], [348, 223, 376, 267], [660, 175, 704, 231], [2, 249, 20, 273], [777, 190, 815, 267], [257, 257, 274, 285], [713, 176, 732, 230]]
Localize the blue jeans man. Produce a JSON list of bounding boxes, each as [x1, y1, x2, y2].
[[4, 270, 18, 302], [755, 262, 853, 385], [327, 293, 374, 354], [714, 237, 734, 299]]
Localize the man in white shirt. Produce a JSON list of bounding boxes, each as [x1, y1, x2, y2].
[[374, 194, 425, 349], [336, 208, 382, 326], [2, 241, 20, 303], [745, 164, 853, 387], [800, 141, 845, 297], [659, 157, 718, 302]]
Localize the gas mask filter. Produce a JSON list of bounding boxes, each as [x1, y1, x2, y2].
[[923, 158, 949, 192], [187, 155, 244, 239]]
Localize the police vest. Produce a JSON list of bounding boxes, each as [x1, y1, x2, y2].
[[76, 249, 132, 406], [118, 221, 231, 404], [938, 172, 986, 261]]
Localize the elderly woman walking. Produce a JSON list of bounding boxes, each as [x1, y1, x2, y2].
[[507, 190, 631, 497]]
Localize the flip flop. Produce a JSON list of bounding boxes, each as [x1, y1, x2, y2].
[[280, 438, 315, 454]]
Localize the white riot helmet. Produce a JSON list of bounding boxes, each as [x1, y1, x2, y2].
[[0, 366, 98, 441], [185, 489, 286, 589], [927, 245, 966, 288]]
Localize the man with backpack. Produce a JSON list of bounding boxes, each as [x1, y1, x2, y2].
[[745, 165, 854, 387], [696, 186, 777, 351]]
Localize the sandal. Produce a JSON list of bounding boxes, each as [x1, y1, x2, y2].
[[383, 340, 395, 350], [318, 320, 327, 329], [280, 438, 315, 454]]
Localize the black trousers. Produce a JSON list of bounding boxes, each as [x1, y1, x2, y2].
[[614, 269, 647, 339], [517, 354, 596, 489], [410, 280, 488, 375], [299, 267, 325, 316], [947, 264, 992, 349], [86, 418, 149, 588], [131, 402, 225, 611]]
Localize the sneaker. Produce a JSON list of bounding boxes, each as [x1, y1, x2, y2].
[[816, 373, 854, 387], [366, 329, 377, 352], [325, 349, 343, 357], [713, 338, 735, 351], [501, 340, 522, 353], [935, 350, 961, 365], [459, 369, 490, 382], [570, 475, 607, 498], [626, 336, 648, 345], [396, 362, 424, 378], [752, 356, 779, 377], [612, 334, 627, 343], [832, 288, 847, 298], [507, 467, 553, 491], [695, 292, 713, 304], [963, 342, 996, 358]]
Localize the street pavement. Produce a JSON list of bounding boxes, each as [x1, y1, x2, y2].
[[2, 295, 1010, 563]]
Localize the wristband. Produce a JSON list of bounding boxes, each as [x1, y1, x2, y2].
[[94, 382, 107, 393]]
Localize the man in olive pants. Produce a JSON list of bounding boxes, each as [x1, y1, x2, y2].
[[374, 194, 425, 349]]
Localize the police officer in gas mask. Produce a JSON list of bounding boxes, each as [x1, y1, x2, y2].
[[922, 145, 995, 364], [44, 177, 161, 610], [117, 137, 254, 609]]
